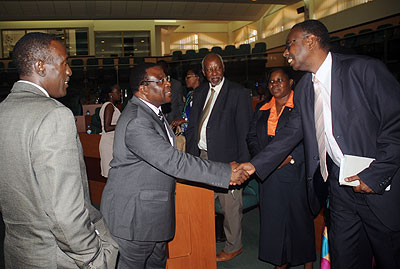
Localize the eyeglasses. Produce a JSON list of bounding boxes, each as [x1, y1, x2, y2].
[[141, 75, 171, 85], [269, 78, 286, 84], [285, 34, 310, 50]]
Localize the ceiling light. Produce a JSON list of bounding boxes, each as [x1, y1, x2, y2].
[[141, 40, 144, 43], [101, 40, 105, 44]]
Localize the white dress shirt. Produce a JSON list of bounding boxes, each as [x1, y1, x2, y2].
[[139, 98, 174, 146], [313, 52, 344, 167], [19, 80, 50, 97], [198, 77, 225, 151]]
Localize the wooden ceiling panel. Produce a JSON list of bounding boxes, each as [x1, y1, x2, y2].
[[126, 1, 142, 17], [110, 1, 127, 17], [95, 1, 111, 16], [0, 0, 297, 21], [53, 1, 71, 16]]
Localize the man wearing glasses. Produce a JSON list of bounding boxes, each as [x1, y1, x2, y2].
[[100, 62, 250, 268], [237, 20, 400, 268]]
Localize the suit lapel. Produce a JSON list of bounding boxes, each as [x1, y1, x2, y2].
[[131, 97, 172, 145], [208, 79, 229, 123], [330, 53, 344, 122], [256, 109, 269, 148]]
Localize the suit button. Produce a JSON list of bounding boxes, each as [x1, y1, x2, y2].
[[313, 156, 319, 160], [336, 135, 340, 139]]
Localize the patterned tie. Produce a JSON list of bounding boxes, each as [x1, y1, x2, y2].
[[314, 77, 329, 181], [158, 110, 165, 123], [198, 88, 215, 141]]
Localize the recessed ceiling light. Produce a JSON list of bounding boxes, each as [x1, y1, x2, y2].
[[141, 40, 144, 43], [101, 40, 105, 44]]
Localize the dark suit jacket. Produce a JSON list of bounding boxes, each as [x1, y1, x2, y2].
[[251, 53, 400, 231], [186, 79, 252, 163], [100, 95, 232, 242], [162, 77, 184, 123]]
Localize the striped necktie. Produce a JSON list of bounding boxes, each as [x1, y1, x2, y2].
[[314, 77, 329, 181], [198, 88, 215, 142]]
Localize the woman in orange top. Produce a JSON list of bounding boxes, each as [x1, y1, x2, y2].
[[247, 68, 315, 269]]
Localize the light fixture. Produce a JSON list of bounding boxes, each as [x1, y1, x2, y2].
[[101, 40, 105, 44], [141, 40, 144, 43]]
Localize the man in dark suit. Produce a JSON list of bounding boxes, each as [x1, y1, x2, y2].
[[100, 62, 249, 269], [157, 60, 185, 123], [237, 20, 400, 268], [186, 53, 253, 261]]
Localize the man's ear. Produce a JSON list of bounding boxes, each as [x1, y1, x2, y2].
[[34, 60, 46, 77], [137, 84, 147, 95], [307, 34, 318, 50]]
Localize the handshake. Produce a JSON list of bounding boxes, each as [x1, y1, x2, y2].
[[229, 162, 256, 186]]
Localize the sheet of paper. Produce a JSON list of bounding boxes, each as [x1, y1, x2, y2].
[[339, 154, 375, 187]]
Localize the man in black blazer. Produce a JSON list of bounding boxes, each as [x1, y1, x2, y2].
[[100, 63, 249, 269], [237, 20, 400, 268], [186, 53, 253, 261]]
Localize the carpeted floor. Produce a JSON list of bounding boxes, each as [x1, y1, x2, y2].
[[217, 207, 321, 269]]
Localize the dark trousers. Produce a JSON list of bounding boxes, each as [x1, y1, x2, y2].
[[326, 156, 400, 269], [113, 235, 167, 269]]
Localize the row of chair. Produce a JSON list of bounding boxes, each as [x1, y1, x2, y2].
[[172, 42, 267, 61], [329, 23, 400, 61]]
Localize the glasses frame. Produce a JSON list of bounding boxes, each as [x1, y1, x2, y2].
[[141, 75, 171, 85], [285, 34, 310, 50]]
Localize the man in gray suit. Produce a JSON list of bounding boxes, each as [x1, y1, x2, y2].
[[0, 33, 118, 268], [100, 62, 249, 269]]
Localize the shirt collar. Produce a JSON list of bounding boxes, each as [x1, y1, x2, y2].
[[313, 52, 332, 90], [18, 80, 50, 97], [260, 90, 294, 111], [138, 97, 162, 116], [208, 77, 225, 93]]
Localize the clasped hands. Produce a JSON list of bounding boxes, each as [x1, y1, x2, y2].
[[229, 162, 257, 186]]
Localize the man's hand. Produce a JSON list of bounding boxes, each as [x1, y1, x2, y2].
[[170, 118, 188, 129], [234, 162, 256, 176], [277, 155, 293, 169], [345, 175, 375, 193], [229, 162, 249, 185]]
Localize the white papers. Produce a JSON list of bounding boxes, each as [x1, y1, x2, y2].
[[339, 154, 375, 187], [338, 154, 391, 191]]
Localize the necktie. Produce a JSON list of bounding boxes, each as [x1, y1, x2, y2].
[[158, 110, 165, 123], [198, 88, 215, 141], [314, 77, 329, 181]]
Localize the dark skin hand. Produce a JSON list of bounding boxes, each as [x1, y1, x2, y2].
[[345, 175, 375, 193], [170, 118, 188, 129], [277, 155, 293, 169], [229, 161, 249, 186]]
